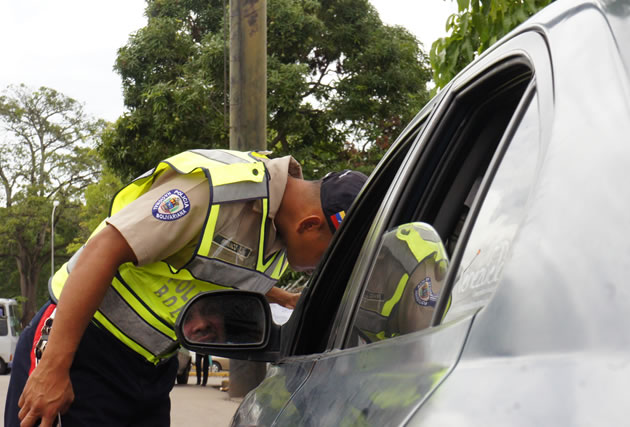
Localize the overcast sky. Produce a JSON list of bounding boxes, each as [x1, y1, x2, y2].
[[0, 0, 457, 123]]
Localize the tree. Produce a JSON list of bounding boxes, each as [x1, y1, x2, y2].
[[66, 168, 123, 254], [430, 0, 552, 88], [0, 85, 104, 325], [101, 0, 432, 181]]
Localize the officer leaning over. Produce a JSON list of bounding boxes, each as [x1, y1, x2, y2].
[[5, 149, 367, 427]]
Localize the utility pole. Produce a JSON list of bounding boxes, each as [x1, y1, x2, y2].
[[228, 0, 268, 397], [229, 0, 267, 151]]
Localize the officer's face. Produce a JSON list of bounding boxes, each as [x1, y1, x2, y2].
[[285, 227, 332, 274]]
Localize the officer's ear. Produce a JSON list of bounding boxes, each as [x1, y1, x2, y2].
[[297, 215, 324, 234]]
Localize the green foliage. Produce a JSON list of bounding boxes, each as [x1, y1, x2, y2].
[[0, 256, 20, 301], [430, 0, 552, 88], [101, 0, 432, 181], [0, 85, 104, 323], [66, 168, 123, 254]]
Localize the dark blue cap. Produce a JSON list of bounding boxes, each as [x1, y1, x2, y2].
[[320, 170, 368, 233]]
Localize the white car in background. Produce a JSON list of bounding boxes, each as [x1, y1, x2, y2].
[[0, 298, 20, 374]]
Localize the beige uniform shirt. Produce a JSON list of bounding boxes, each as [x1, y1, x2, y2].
[[107, 155, 302, 272]]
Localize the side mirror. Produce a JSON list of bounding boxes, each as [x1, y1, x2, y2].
[[175, 290, 272, 354]]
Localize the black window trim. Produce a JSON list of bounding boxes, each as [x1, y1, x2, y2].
[[431, 82, 538, 326], [333, 54, 538, 350], [282, 104, 438, 357], [285, 30, 553, 357], [318, 97, 452, 353]]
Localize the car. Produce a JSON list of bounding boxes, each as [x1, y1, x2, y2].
[[0, 298, 20, 374], [210, 355, 230, 372], [175, 348, 192, 384], [176, 0, 630, 425]]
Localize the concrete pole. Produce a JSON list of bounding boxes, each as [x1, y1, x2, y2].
[[51, 200, 60, 278], [229, 0, 267, 151], [228, 0, 268, 397]]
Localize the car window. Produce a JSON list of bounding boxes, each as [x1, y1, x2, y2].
[[0, 308, 8, 337], [287, 109, 435, 356], [345, 58, 535, 347], [441, 89, 540, 323], [9, 305, 20, 336]]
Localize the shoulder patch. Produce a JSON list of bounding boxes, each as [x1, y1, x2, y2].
[[413, 277, 438, 307], [152, 189, 191, 221]]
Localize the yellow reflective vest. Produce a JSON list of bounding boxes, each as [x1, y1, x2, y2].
[[49, 149, 289, 364], [354, 222, 450, 344]]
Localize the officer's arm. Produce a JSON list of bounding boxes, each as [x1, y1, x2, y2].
[[17, 225, 136, 427], [265, 287, 300, 309]]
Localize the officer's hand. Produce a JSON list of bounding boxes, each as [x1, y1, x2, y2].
[[284, 292, 301, 309], [265, 287, 301, 309], [17, 362, 74, 427]]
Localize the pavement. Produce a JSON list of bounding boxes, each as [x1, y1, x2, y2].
[[0, 372, 242, 426], [171, 374, 243, 426]]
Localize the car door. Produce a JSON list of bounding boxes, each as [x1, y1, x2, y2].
[[233, 29, 551, 427]]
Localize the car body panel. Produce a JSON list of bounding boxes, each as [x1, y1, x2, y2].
[[232, 359, 315, 426], [411, 1, 630, 424], [272, 316, 473, 427], [210, 355, 230, 371], [411, 352, 630, 426]]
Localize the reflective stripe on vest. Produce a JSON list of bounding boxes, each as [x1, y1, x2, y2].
[[187, 250, 287, 293], [376, 224, 441, 315], [356, 223, 447, 340], [96, 275, 178, 359], [50, 149, 287, 363]]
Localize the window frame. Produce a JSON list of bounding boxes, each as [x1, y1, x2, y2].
[[283, 94, 447, 357], [330, 31, 553, 350], [336, 61, 535, 349], [283, 30, 554, 357]]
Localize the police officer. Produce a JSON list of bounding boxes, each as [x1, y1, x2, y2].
[[353, 222, 449, 345], [6, 149, 367, 427]]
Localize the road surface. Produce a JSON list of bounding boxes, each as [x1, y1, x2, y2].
[[0, 373, 242, 426]]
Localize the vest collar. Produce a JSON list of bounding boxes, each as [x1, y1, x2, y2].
[[254, 155, 302, 257]]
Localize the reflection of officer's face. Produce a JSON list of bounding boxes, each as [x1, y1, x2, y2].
[[183, 308, 226, 344]]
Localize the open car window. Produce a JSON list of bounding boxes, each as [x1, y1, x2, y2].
[[343, 55, 538, 348], [285, 99, 439, 357]]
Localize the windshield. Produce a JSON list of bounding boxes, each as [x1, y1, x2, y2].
[[9, 305, 21, 335]]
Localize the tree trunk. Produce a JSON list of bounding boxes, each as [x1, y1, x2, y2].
[[19, 271, 39, 327], [16, 244, 44, 327]]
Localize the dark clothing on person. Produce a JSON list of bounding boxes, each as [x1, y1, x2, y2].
[[5, 301, 177, 427], [195, 353, 210, 386]]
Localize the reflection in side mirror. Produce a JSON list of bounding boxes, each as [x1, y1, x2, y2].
[[353, 222, 449, 345], [176, 291, 269, 348]]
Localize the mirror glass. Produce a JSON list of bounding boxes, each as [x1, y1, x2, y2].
[[180, 293, 266, 345], [351, 222, 449, 346]]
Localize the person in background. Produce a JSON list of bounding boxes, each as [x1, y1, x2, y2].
[[195, 353, 210, 386]]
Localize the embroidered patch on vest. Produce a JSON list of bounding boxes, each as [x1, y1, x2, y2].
[[364, 291, 385, 301], [152, 189, 191, 221], [413, 277, 438, 307], [212, 234, 252, 259]]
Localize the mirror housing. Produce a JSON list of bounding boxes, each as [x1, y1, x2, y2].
[[175, 290, 281, 361]]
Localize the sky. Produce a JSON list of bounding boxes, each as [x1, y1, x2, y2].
[[0, 0, 458, 123]]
